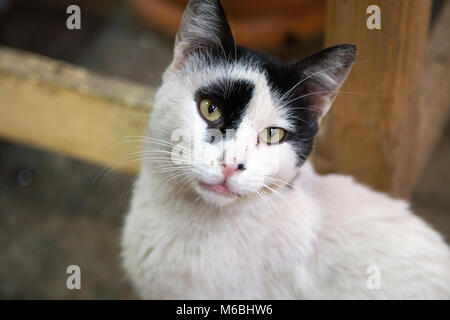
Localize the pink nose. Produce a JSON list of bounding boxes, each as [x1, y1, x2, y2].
[[222, 164, 237, 180], [222, 163, 245, 179]]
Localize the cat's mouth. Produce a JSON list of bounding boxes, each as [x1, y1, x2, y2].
[[198, 181, 237, 198]]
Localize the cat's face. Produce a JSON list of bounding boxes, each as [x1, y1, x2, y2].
[[147, 0, 356, 207]]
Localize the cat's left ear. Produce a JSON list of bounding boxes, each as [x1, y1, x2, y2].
[[173, 0, 235, 67], [294, 44, 357, 120]]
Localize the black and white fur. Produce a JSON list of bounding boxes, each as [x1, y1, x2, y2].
[[121, 0, 450, 299]]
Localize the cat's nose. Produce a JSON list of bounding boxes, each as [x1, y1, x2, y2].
[[222, 163, 245, 179]]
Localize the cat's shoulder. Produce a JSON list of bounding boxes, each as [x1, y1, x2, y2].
[[299, 163, 449, 298], [302, 162, 443, 244], [300, 161, 411, 217]]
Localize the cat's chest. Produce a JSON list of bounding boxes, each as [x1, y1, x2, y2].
[[147, 208, 278, 269], [128, 206, 301, 298]]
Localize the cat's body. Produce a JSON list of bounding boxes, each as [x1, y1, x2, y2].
[[122, 162, 449, 299], [121, 0, 450, 299]]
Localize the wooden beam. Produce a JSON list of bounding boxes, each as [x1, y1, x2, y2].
[[0, 46, 153, 173], [313, 0, 441, 198]]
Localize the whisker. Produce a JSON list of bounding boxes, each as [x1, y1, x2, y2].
[[281, 90, 365, 109], [279, 59, 371, 105]]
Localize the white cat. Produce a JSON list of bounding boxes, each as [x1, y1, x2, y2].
[[121, 0, 450, 299]]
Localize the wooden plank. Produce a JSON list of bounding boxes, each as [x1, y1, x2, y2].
[[313, 0, 437, 198], [0, 46, 153, 173]]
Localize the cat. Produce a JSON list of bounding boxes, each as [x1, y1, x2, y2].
[[121, 0, 450, 299]]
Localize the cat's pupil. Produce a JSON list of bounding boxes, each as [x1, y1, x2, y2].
[[269, 128, 277, 137], [208, 104, 217, 114]]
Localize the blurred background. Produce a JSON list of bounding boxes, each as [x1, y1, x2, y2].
[[0, 0, 448, 299]]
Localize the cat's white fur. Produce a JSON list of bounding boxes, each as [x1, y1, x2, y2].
[[121, 58, 450, 299]]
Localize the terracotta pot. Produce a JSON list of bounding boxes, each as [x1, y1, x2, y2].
[[128, 0, 324, 49]]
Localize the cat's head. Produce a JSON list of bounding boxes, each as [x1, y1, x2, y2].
[[147, 0, 356, 207]]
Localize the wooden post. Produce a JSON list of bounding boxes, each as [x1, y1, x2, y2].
[[313, 0, 435, 198], [413, 1, 450, 197]]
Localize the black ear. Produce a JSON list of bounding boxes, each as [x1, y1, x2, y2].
[[294, 44, 357, 119], [174, 0, 235, 65]]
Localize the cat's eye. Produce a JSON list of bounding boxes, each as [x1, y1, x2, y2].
[[199, 99, 222, 122], [259, 127, 286, 145]]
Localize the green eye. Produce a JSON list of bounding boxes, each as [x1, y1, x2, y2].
[[199, 99, 222, 122], [259, 127, 286, 145]]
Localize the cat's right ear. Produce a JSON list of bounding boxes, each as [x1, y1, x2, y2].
[[291, 44, 356, 122], [172, 0, 236, 68]]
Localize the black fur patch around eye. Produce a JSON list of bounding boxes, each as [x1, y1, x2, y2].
[[179, 1, 354, 166], [195, 79, 255, 136], [190, 43, 353, 165], [191, 47, 320, 164], [258, 57, 320, 165], [191, 50, 318, 163]]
